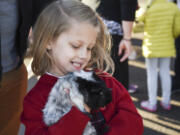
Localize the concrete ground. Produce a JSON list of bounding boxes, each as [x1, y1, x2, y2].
[[129, 57, 180, 135]]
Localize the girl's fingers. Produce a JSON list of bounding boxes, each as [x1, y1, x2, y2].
[[64, 88, 70, 94], [63, 89, 76, 106], [84, 103, 91, 113]]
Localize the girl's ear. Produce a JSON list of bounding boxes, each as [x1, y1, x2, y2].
[[46, 43, 52, 50]]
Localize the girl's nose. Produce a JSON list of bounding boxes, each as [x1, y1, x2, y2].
[[78, 48, 88, 59]]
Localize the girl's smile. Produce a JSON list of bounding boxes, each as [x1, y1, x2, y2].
[[71, 61, 83, 70]]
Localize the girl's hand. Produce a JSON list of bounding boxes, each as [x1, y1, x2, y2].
[[28, 27, 33, 44], [84, 103, 91, 113], [64, 88, 91, 113], [64, 88, 75, 106]]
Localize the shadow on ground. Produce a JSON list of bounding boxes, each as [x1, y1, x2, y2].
[[129, 57, 180, 135]]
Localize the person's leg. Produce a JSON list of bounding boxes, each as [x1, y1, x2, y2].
[[146, 58, 158, 105], [159, 58, 171, 110], [141, 58, 158, 112], [0, 64, 27, 135], [172, 36, 180, 92], [111, 35, 129, 89]]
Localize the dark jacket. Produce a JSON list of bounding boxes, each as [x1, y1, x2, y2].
[[0, 0, 54, 80], [96, 0, 137, 24], [17, 0, 54, 61]]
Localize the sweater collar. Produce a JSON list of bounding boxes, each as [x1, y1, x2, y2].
[[45, 72, 64, 79], [39, 73, 58, 86]]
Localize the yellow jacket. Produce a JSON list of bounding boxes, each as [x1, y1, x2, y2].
[[138, 0, 180, 58]]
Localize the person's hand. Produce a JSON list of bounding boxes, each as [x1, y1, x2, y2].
[[118, 39, 132, 62]]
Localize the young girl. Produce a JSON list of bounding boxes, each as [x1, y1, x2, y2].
[[21, 0, 143, 134], [138, 0, 180, 112]]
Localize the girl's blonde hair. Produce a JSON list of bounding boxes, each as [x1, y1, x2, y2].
[[31, 0, 114, 76]]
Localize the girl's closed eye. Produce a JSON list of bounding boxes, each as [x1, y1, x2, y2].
[[70, 42, 94, 51], [87, 46, 94, 51], [87, 43, 96, 51], [71, 43, 80, 49]]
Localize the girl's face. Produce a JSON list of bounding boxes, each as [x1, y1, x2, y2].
[[47, 22, 99, 76]]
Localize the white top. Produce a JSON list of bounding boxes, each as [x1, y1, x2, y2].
[[177, 0, 180, 9]]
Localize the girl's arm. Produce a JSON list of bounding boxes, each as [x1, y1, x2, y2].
[[100, 76, 144, 135], [21, 91, 90, 135], [173, 6, 180, 38]]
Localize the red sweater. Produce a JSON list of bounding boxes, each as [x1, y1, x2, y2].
[[21, 73, 143, 135]]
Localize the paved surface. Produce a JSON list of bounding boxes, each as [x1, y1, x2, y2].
[[129, 58, 180, 135]]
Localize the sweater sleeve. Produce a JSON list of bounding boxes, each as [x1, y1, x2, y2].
[[21, 92, 90, 135], [174, 7, 180, 38], [101, 77, 143, 135], [136, 9, 146, 23], [120, 0, 138, 21]]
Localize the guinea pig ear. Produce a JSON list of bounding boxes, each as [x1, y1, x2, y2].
[[92, 72, 101, 81]]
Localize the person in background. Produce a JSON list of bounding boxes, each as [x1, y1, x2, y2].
[[21, 1, 143, 134], [169, 0, 180, 93], [0, 0, 53, 135], [137, 0, 180, 112], [96, 0, 139, 93]]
